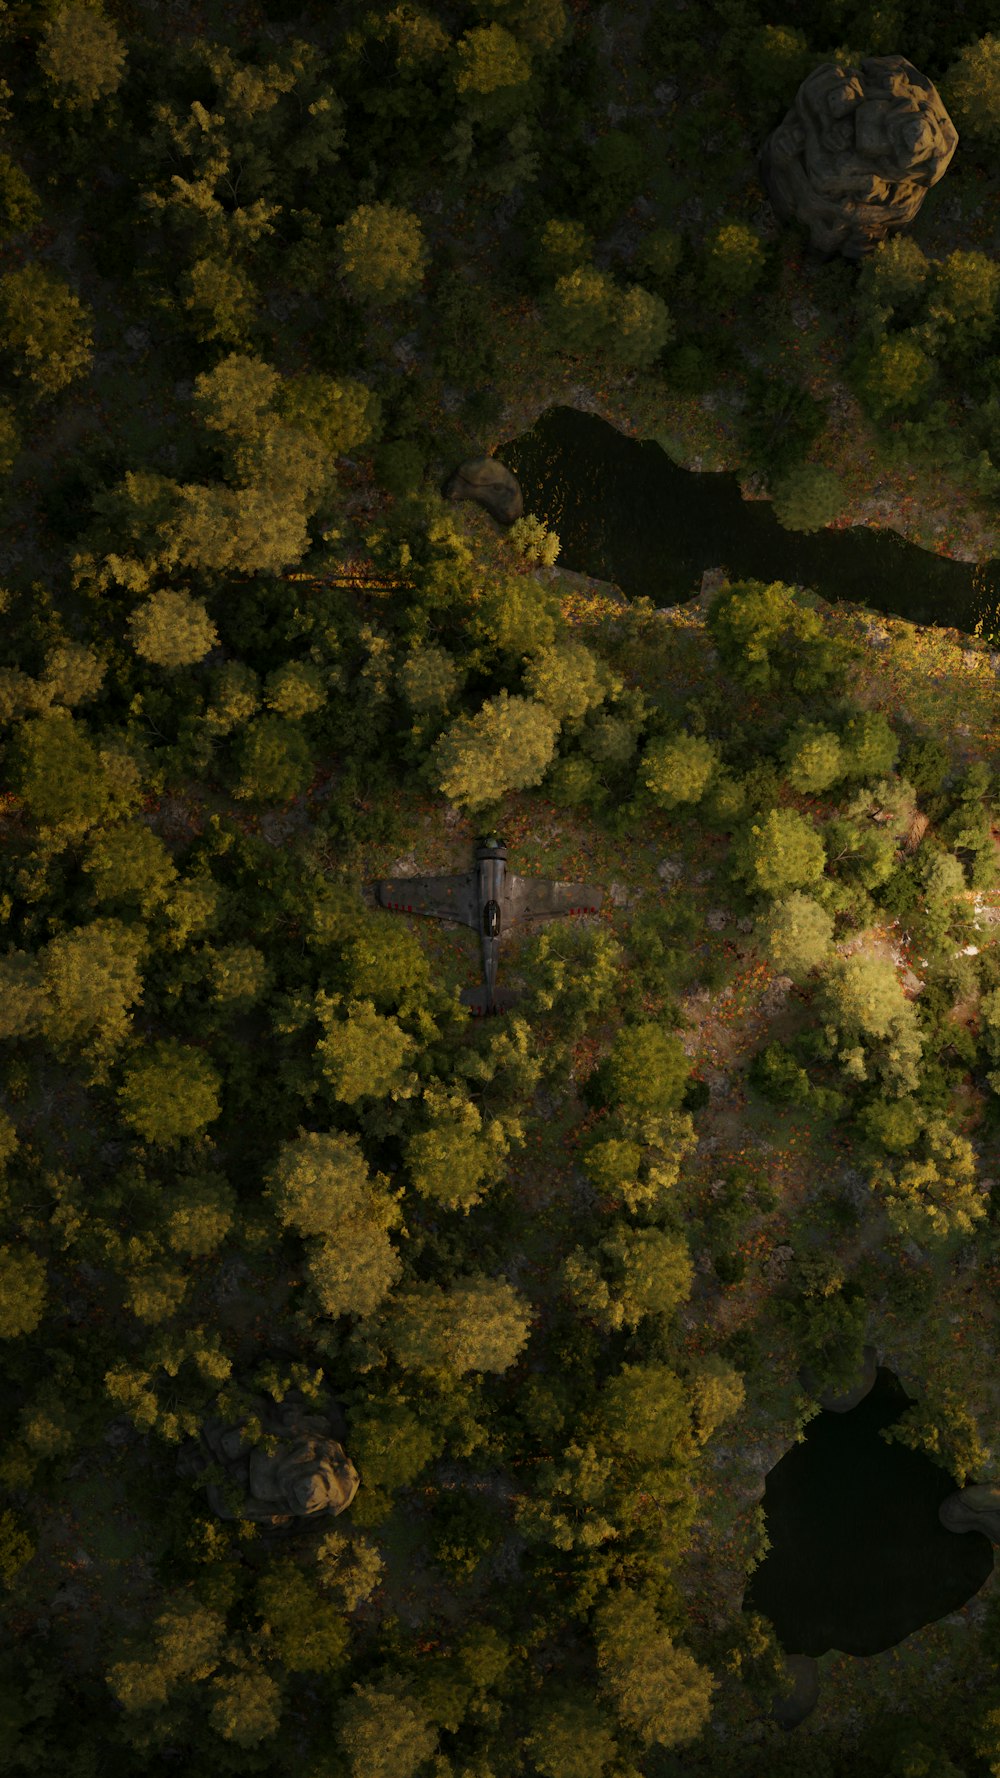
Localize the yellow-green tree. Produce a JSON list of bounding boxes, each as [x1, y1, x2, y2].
[[818, 949, 924, 1094], [405, 1083, 511, 1214], [0, 262, 94, 401], [869, 1121, 987, 1247], [593, 1588, 717, 1750], [472, 570, 561, 660], [37, 917, 147, 1081], [39, 638, 106, 709], [36, 2, 127, 111], [161, 480, 313, 577], [126, 587, 219, 669], [105, 1595, 227, 1714], [770, 462, 845, 533], [162, 1169, 236, 1258], [264, 1129, 404, 1320], [0, 1246, 47, 1338], [600, 1021, 690, 1117], [756, 891, 834, 981], [315, 995, 419, 1105], [879, 1380, 991, 1488], [346, 1393, 437, 1497], [192, 352, 281, 436], [315, 1527, 385, 1610], [203, 943, 272, 1008], [593, 1361, 697, 1468], [611, 283, 674, 370], [383, 1275, 533, 1376], [532, 215, 593, 284], [852, 331, 935, 420], [117, 1038, 223, 1146], [180, 258, 258, 347], [336, 1676, 439, 1778], [208, 1667, 282, 1748], [940, 34, 1000, 150], [706, 576, 851, 694], [523, 639, 610, 722], [275, 369, 383, 457], [254, 1559, 351, 1675], [703, 220, 766, 299], [922, 248, 1000, 361], [507, 511, 562, 567], [684, 1352, 746, 1445], [559, 1223, 694, 1331], [452, 21, 534, 126], [642, 732, 719, 808], [432, 690, 560, 811], [341, 921, 431, 1010], [544, 265, 619, 357], [229, 713, 312, 806], [856, 234, 931, 327], [264, 1130, 383, 1238], [736, 807, 826, 896], [781, 720, 845, 792], [10, 710, 143, 838], [398, 642, 461, 718], [335, 202, 429, 305], [0, 156, 42, 241], [81, 822, 178, 917], [521, 1690, 620, 1778]]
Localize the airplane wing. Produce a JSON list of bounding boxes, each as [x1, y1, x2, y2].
[[504, 874, 604, 925], [377, 872, 478, 927]]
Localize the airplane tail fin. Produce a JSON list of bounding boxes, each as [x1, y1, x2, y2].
[[460, 986, 520, 1017]]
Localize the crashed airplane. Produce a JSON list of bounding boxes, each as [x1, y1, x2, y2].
[[376, 836, 605, 1015]]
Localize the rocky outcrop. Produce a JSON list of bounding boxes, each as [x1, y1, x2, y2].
[[939, 1484, 1000, 1542], [177, 1385, 359, 1527], [798, 1343, 879, 1412], [758, 56, 958, 260], [769, 1651, 820, 1730], [443, 457, 523, 526]]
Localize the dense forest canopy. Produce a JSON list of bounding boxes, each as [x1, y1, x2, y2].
[[3, 0, 1000, 1773]]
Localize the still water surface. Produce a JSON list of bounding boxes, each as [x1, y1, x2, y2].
[[743, 1367, 993, 1657], [496, 406, 1000, 637]]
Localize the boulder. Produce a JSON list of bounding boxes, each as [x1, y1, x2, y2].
[[177, 1385, 359, 1527], [769, 1652, 820, 1730], [939, 1484, 1000, 1542], [798, 1343, 879, 1412], [758, 55, 958, 261], [443, 457, 523, 526]]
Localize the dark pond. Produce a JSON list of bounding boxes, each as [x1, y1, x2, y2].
[[742, 1366, 993, 1657], [495, 406, 1000, 637]]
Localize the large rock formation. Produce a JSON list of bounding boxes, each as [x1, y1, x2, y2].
[[443, 456, 523, 526], [939, 1483, 1000, 1542], [758, 55, 958, 261], [177, 1385, 359, 1528], [798, 1342, 879, 1413]]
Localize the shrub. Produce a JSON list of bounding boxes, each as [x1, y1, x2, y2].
[[641, 732, 718, 808], [749, 1042, 813, 1105], [770, 462, 845, 533], [735, 808, 826, 896], [781, 721, 845, 792]]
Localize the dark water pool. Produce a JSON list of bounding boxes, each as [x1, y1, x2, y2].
[[495, 406, 1000, 637], [743, 1367, 993, 1657]]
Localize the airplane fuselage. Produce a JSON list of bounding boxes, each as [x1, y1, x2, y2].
[[476, 838, 507, 1009]]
